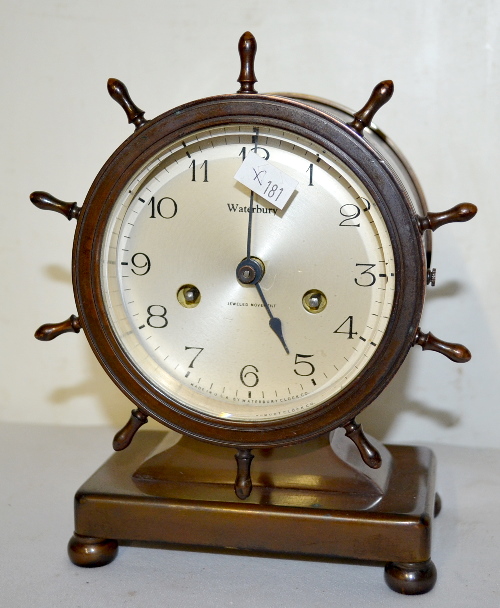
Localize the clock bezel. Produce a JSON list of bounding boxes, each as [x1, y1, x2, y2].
[[73, 94, 426, 448]]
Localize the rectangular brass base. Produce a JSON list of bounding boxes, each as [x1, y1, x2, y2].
[[73, 432, 436, 564]]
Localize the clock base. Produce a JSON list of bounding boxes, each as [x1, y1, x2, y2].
[[69, 431, 438, 594]]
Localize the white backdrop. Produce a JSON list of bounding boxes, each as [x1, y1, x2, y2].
[[2, 0, 498, 448]]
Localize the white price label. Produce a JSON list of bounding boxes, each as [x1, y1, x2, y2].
[[234, 152, 298, 210]]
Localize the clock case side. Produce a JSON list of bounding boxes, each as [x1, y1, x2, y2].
[[72, 94, 426, 448]]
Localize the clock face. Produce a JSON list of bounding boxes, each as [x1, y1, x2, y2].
[[100, 123, 395, 422], [74, 96, 425, 445]]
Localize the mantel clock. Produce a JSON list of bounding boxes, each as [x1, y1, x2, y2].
[[31, 33, 476, 594]]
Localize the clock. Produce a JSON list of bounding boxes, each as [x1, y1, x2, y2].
[[31, 32, 476, 594]]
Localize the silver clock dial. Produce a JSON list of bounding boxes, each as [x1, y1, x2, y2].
[[101, 124, 394, 421]]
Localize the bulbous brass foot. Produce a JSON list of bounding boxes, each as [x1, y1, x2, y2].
[[68, 533, 118, 567], [384, 559, 437, 594]]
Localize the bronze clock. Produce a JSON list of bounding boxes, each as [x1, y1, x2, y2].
[[31, 33, 476, 594]]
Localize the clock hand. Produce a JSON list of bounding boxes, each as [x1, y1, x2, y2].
[[236, 255, 290, 354], [238, 190, 289, 353], [238, 127, 289, 353], [244, 127, 262, 259], [255, 282, 289, 354], [246, 190, 254, 259]]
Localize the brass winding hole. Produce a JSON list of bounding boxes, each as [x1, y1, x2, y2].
[[302, 289, 327, 314], [177, 284, 201, 308]]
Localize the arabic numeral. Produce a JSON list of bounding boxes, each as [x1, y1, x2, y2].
[[293, 354, 315, 376], [185, 346, 204, 368], [333, 316, 357, 339], [307, 163, 314, 186], [131, 253, 151, 276], [240, 365, 259, 387], [189, 160, 208, 182], [146, 305, 168, 328], [239, 145, 270, 162], [148, 196, 178, 219], [355, 264, 377, 287], [339, 204, 361, 227]]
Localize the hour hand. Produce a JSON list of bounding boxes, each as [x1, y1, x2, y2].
[[236, 257, 289, 354], [256, 284, 289, 354]]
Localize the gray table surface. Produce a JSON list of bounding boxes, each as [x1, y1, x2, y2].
[[1, 423, 499, 607]]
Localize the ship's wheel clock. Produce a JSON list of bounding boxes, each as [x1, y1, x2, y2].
[[31, 33, 476, 594]]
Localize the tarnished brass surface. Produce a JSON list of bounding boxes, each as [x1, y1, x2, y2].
[[73, 432, 436, 565]]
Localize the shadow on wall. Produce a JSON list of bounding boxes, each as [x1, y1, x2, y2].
[[49, 349, 133, 428], [44, 263, 73, 284], [360, 355, 460, 441], [361, 279, 465, 440], [42, 264, 132, 427]]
